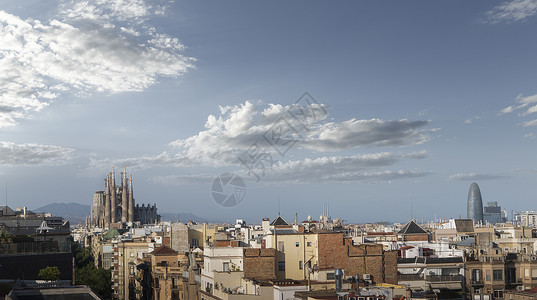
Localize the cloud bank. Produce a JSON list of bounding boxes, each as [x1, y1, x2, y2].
[[448, 172, 508, 181], [0, 141, 74, 166], [92, 100, 432, 184], [0, 0, 194, 127]]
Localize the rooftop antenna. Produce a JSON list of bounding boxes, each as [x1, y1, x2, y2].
[[410, 193, 413, 221], [278, 196, 280, 217]]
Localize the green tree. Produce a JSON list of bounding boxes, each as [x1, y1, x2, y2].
[[76, 264, 112, 299], [0, 229, 13, 244], [38, 266, 60, 281], [72, 242, 112, 299]]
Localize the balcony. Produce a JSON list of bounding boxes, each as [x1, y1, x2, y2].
[[470, 279, 484, 286], [398, 274, 462, 283], [398, 274, 424, 281], [427, 275, 462, 282], [506, 278, 523, 286]]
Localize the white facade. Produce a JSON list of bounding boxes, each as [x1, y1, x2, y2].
[[200, 247, 244, 295]]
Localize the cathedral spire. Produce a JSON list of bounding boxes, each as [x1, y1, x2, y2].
[[121, 167, 128, 223], [110, 169, 116, 223], [104, 177, 110, 227], [128, 174, 134, 223]]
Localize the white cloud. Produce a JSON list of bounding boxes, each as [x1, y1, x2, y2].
[[0, 141, 74, 166], [89, 100, 430, 170], [0, 1, 193, 127], [87, 100, 431, 184], [484, 0, 537, 23], [88, 152, 173, 174], [448, 172, 508, 181], [521, 119, 537, 127], [150, 174, 215, 186], [169, 101, 429, 165], [501, 93, 537, 137], [301, 118, 430, 151], [499, 94, 537, 115], [257, 152, 429, 184], [148, 151, 430, 185]]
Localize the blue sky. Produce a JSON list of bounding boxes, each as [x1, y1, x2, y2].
[[1, 0, 537, 224]]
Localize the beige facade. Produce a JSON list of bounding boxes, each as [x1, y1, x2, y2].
[[189, 224, 218, 248], [150, 246, 187, 300], [270, 232, 318, 280], [114, 241, 153, 300], [466, 251, 537, 300]]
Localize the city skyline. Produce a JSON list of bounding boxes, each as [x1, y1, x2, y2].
[[2, 1, 537, 223]]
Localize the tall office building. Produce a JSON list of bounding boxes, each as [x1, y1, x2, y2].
[[467, 182, 483, 224], [483, 201, 502, 225]]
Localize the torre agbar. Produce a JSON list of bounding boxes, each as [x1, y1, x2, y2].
[[467, 182, 483, 224], [88, 167, 159, 228]]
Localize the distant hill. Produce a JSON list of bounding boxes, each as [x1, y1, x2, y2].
[[33, 202, 90, 225], [33, 202, 215, 225], [160, 213, 212, 224]]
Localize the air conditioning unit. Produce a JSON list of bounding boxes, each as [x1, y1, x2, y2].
[[363, 274, 371, 280]]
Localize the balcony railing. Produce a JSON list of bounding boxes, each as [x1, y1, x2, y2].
[[470, 279, 484, 285], [398, 274, 462, 282], [398, 274, 424, 281], [0, 241, 71, 255], [427, 275, 462, 282]]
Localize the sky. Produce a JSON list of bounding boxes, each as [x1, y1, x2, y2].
[[1, 0, 537, 224]]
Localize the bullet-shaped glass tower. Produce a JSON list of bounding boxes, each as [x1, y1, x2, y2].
[[467, 182, 483, 223]]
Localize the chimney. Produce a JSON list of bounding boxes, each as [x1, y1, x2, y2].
[[335, 269, 343, 292], [355, 274, 360, 296]]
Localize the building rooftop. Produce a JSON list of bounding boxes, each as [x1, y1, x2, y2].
[[398, 220, 428, 235], [454, 219, 474, 233], [270, 215, 290, 226], [151, 245, 178, 256], [397, 257, 463, 264]]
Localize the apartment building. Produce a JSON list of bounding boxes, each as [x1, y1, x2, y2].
[[150, 245, 186, 300]]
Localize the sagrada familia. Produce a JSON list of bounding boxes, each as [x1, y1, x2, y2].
[[88, 167, 160, 228]]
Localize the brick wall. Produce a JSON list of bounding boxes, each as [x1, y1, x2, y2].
[[243, 248, 277, 280], [317, 232, 397, 285], [317, 232, 346, 270], [399, 234, 429, 242]]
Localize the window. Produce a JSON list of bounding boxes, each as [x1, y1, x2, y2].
[[299, 261, 303, 270], [493, 269, 503, 281], [307, 242, 312, 247], [223, 262, 229, 272], [486, 270, 491, 282], [327, 272, 335, 280], [278, 261, 285, 272], [472, 269, 482, 282], [296, 242, 299, 247], [278, 241, 284, 252], [532, 268, 537, 279], [493, 290, 503, 299]]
